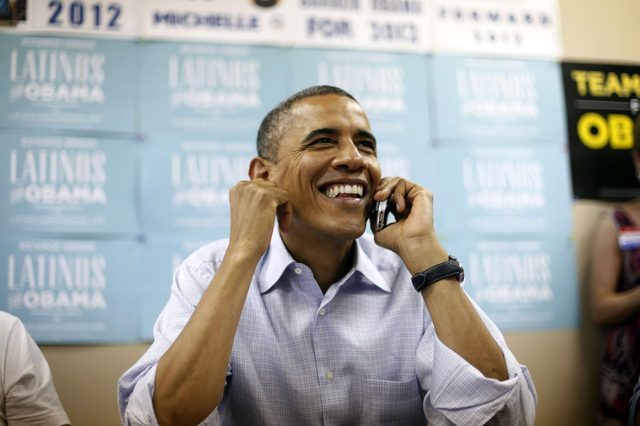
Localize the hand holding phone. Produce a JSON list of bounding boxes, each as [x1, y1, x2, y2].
[[370, 178, 445, 268]]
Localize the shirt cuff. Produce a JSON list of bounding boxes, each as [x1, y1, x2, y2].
[[122, 364, 223, 426], [122, 364, 161, 426], [427, 337, 521, 425]]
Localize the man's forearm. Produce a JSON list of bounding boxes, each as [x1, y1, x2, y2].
[[398, 235, 508, 381], [153, 248, 261, 425], [422, 279, 508, 381]]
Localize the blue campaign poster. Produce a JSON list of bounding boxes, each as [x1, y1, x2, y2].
[[138, 233, 212, 340], [0, 237, 140, 343], [0, 34, 136, 133], [441, 235, 579, 331], [140, 133, 253, 237], [139, 42, 288, 137], [431, 145, 573, 235], [430, 55, 566, 145], [0, 133, 138, 234], [290, 48, 432, 186]]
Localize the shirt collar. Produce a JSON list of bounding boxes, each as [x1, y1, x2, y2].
[[257, 229, 391, 294], [352, 237, 391, 293], [257, 228, 296, 294]]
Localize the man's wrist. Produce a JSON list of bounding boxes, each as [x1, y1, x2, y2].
[[398, 237, 448, 275], [225, 240, 266, 266]]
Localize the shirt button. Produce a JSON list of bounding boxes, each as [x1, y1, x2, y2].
[[294, 267, 302, 275], [318, 308, 326, 316], [325, 370, 334, 380]]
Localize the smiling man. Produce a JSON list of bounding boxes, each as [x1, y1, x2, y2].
[[118, 86, 537, 425]]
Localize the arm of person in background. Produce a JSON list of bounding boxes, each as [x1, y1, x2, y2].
[[1, 312, 70, 426], [373, 177, 537, 425], [589, 212, 640, 326]]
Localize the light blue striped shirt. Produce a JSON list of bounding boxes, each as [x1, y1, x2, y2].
[[118, 231, 537, 425]]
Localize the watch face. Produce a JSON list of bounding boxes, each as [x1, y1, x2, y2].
[[450, 256, 464, 282]]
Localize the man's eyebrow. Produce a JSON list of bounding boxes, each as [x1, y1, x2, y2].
[[301, 128, 377, 145]]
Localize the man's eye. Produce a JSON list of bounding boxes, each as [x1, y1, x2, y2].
[[357, 140, 376, 150]]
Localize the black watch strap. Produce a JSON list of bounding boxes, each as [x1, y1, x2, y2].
[[411, 255, 464, 292]]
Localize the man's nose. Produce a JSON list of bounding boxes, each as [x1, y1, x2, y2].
[[331, 140, 366, 170]]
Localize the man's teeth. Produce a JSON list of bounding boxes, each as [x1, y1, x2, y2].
[[324, 184, 364, 198]]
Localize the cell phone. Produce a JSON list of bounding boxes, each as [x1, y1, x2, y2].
[[369, 198, 396, 233]]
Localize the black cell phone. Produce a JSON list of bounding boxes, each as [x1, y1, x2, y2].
[[369, 198, 396, 233]]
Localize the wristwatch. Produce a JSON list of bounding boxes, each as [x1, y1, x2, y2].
[[411, 255, 464, 292]]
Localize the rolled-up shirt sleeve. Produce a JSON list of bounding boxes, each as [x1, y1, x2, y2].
[[118, 252, 225, 426], [417, 296, 537, 425], [119, 363, 160, 426], [117, 275, 188, 426]]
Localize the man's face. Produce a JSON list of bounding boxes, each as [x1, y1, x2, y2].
[[270, 94, 382, 242]]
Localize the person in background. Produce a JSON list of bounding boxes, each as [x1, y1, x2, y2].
[[589, 100, 640, 425], [0, 311, 71, 426], [119, 85, 537, 425]]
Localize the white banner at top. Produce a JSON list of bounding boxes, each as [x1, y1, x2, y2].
[[429, 0, 561, 59], [5, 0, 561, 56], [140, 0, 291, 44]]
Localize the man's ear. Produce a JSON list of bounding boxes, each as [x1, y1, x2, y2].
[[249, 157, 272, 181]]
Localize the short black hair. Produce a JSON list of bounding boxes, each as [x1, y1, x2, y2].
[[256, 85, 358, 161]]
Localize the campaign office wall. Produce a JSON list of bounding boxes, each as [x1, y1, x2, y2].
[[0, 0, 632, 424], [1, 0, 575, 341]]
